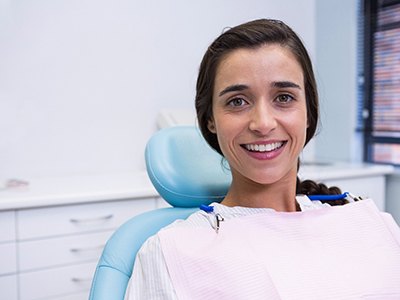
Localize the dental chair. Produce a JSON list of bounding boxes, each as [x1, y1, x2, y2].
[[88, 126, 232, 300]]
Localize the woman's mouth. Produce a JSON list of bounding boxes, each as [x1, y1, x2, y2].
[[243, 141, 286, 152], [241, 141, 287, 160]]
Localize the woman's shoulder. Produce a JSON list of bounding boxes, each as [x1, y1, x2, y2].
[[160, 202, 277, 233], [139, 208, 214, 250], [133, 209, 208, 265], [162, 207, 213, 229], [139, 202, 280, 252]]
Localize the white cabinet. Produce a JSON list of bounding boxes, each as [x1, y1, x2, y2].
[[325, 175, 386, 210], [0, 243, 17, 274], [0, 172, 159, 299], [50, 291, 89, 300], [18, 231, 112, 271], [18, 199, 154, 240], [17, 198, 156, 300], [0, 210, 16, 242], [0, 197, 157, 300], [0, 274, 18, 300], [0, 211, 18, 300], [19, 262, 97, 300]]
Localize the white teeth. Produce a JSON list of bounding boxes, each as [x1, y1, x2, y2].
[[245, 142, 284, 152]]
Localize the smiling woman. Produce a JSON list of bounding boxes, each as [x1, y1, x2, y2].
[[207, 44, 307, 210], [124, 19, 400, 300]]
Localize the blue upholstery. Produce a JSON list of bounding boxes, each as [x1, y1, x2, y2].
[[88, 207, 197, 300], [89, 126, 231, 300], [146, 126, 232, 207]]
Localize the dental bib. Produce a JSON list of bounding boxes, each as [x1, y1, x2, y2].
[[158, 199, 400, 300]]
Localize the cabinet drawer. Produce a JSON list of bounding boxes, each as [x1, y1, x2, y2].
[[18, 198, 156, 240], [51, 291, 89, 300], [0, 243, 17, 275], [19, 230, 112, 271], [19, 261, 97, 300], [0, 211, 16, 242], [0, 274, 18, 300]]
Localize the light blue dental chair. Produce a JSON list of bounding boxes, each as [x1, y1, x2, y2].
[[88, 126, 232, 300]]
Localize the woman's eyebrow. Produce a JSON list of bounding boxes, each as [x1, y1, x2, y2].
[[272, 81, 301, 89], [218, 81, 301, 97], [218, 84, 248, 97]]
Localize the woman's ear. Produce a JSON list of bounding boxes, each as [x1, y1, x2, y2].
[[207, 119, 217, 134]]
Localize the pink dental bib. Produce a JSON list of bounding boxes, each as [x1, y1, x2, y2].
[[159, 200, 400, 300]]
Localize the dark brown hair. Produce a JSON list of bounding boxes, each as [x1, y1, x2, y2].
[[195, 19, 344, 202]]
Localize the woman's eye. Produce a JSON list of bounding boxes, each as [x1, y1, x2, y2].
[[276, 94, 294, 104], [228, 98, 246, 107]]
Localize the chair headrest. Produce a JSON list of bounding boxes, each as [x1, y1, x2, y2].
[[145, 126, 231, 208]]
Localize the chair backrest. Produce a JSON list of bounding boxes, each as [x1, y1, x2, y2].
[[146, 125, 232, 207], [89, 126, 231, 300]]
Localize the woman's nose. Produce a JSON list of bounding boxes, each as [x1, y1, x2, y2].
[[248, 104, 277, 135]]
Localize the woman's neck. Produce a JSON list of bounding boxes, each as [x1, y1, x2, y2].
[[221, 172, 298, 212]]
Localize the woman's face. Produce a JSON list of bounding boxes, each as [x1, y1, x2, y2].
[[208, 44, 307, 186]]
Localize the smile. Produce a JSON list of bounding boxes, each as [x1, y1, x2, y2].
[[243, 142, 285, 152]]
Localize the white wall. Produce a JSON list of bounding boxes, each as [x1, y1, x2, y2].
[[0, 0, 316, 179], [314, 0, 359, 162]]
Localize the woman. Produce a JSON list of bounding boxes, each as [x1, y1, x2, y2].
[[125, 19, 400, 299]]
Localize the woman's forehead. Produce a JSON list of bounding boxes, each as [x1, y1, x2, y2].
[[214, 44, 304, 91]]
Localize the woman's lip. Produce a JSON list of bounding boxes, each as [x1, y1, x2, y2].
[[241, 141, 287, 160]]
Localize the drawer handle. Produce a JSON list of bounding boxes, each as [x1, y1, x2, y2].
[[71, 277, 92, 283], [70, 244, 105, 253], [69, 214, 113, 224]]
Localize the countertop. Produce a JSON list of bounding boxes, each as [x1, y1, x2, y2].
[[0, 171, 157, 211], [298, 162, 394, 181], [0, 163, 394, 211]]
